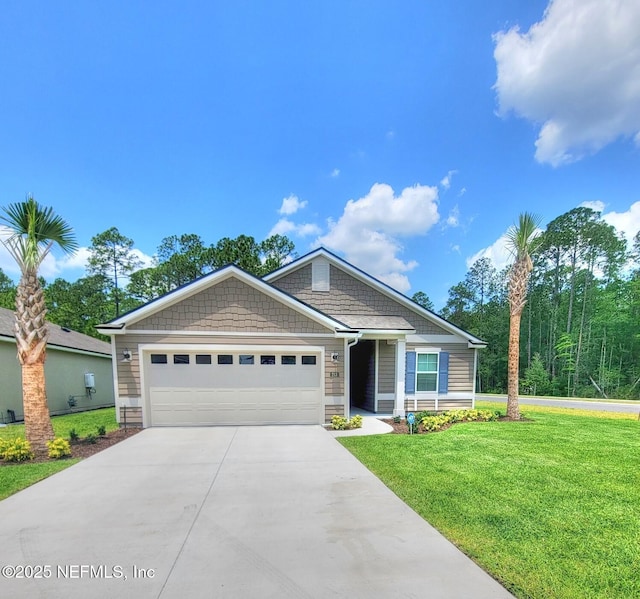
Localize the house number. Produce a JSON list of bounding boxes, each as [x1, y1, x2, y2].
[[329, 372, 340, 378]]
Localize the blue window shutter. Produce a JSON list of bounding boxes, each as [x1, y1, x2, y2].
[[405, 351, 416, 394], [438, 352, 449, 394]]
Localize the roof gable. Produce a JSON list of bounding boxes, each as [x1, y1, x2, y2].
[[266, 248, 486, 346], [98, 265, 344, 334]]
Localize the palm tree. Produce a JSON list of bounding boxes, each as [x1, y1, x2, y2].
[[1, 196, 77, 456], [505, 212, 542, 420]]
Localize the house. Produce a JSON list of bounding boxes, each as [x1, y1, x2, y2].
[[97, 248, 485, 427], [0, 307, 114, 423]]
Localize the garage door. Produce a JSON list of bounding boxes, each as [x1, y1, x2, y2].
[[146, 349, 322, 425]]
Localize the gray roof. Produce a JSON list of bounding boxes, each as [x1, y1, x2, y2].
[[0, 307, 111, 356], [331, 314, 416, 331]]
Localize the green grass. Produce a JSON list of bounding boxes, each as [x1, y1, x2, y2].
[[339, 402, 640, 599], [0, 408, 118, 500], [0, 407, 118, 441]]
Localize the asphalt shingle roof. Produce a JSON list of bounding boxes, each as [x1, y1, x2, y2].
[[0, 307, 111, 356]]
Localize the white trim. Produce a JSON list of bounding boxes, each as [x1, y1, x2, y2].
[[406, 334, 462, 344], [265, 248, 486, 346], [119, 330, 339, 339], [110, 337, 120, 422], [472, 348, 478, 408], [374, 340, 379, 413], [139, 343, 325, 353], [394, 339, 406, 417], [405, 392, 474, 401]]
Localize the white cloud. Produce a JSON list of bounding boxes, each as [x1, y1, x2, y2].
[[467, 234, 512, 272], [493, 0, 640, 166], [446, 205, 460, 228], [317, 183, 440, 292], [330, 168, 340, 178], [440, 170, 457, 190], [580, 200, 605, 213], [269, 218, 321, 238], [278, 194, 307, 215], [600, 201, 640, 246]]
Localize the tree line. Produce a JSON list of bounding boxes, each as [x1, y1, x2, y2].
[[431, 207, 640, 400], [2, 205, 637, 401]]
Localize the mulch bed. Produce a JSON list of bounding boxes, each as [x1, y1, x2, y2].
[[0, 427, 142, 465], [68, 427, 142, 459], [381, 415, 524, 434]]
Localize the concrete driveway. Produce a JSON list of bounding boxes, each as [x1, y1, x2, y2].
[[0, 426, 514, 598]]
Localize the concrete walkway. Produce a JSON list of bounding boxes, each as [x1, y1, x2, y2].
[[0, 426, 514, 598]]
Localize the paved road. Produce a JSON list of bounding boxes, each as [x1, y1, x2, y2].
[[480, 394, 640, 414], [0, 426, 514, 599]]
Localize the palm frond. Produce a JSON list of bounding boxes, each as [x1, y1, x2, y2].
[[1, 196, 78, 272], [505, 212, 543, 260]]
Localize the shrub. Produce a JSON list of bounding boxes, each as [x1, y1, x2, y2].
[[331, 414, 364, 430], [331, 415, 348, 430], [2, 437, 34, 462], [47, 437, 72, 459], [96, 425, 106, 437], [85, 433, 98, 444], [0, 438, 8, 459], [69, 428, 79, 444], [348, 414, 363, 429]]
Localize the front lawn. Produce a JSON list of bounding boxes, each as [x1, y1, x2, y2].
[[0, 408, 119, 500], [339, 402, 640, 599]]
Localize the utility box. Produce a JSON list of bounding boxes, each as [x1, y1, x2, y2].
[[84, 373, 95, 389]]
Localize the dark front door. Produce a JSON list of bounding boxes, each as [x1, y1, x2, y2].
[[350, 340, 375, 412]]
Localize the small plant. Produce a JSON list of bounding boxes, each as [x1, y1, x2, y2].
[[85, 433, 98, 444], [331, 415, 348, 430], [47, 437, 72, 459], [69, 428, 80, 444], [96, 425, 106, 437], [0, 438, 8, 459], [393, 415, 401, 424], [2, 437, 34, 462], [348, 414, 363, 429], [331, 414, 364, 430]]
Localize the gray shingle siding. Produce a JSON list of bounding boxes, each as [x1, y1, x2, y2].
[[133, 278, 331, 334], [271, 264, 450, 335]]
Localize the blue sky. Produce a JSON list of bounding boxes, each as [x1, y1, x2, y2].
[[1, 0, 639, 309]]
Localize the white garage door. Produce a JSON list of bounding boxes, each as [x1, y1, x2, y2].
[[146, 349, 322, 426]]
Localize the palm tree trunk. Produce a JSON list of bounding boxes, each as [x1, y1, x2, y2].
[[22, 358, 54, 456], [507, 309, 522, 419]]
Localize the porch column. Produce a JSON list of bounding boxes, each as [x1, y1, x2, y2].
[[394, 339, 406, 418]]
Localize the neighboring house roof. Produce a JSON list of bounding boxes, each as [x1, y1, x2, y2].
[[0, 307, 111, 356], [265, 247, 487, 347], [97, 264, 351, 334]]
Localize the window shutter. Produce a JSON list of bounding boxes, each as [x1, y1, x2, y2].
[[438, 351, 449, 394], [405, 351, 416, 394]]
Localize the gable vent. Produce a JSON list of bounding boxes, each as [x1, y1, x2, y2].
[[312, 260, 330, 291]]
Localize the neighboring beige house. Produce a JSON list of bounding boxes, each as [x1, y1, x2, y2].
[[97, 248, 486, 427], [0, 307, 114, 424]]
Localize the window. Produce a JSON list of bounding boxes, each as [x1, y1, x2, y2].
[[301, 355, 317, 365], [416, 353, 438, 392], [312, 259, 330, 291], [217, 355, 233, 365], [150, 354, 167, 364], [173, 354, 190, 365], [281, 355, 296, 365], [196, 354, 212, 365], [239, 354, 255, 365], [260, 355, 276, 365]]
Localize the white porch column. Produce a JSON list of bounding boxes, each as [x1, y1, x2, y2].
[[394, 339, 406, 417]]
